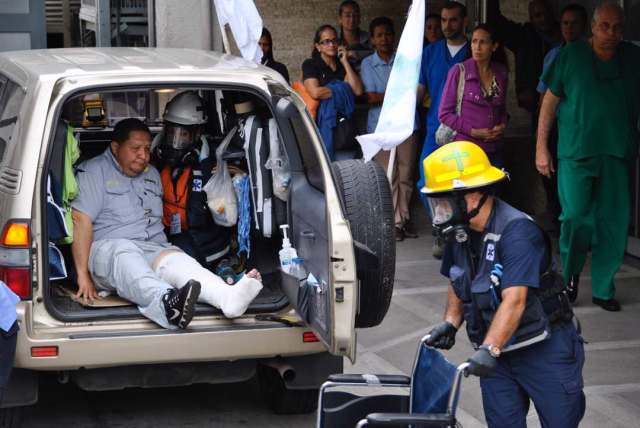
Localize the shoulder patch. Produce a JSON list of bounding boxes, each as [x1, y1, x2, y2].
[[486, 243, 496, 261]]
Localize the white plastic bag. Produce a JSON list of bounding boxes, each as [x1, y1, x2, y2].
[[204, 127, 238, 227], [264, 118, 291, 202]]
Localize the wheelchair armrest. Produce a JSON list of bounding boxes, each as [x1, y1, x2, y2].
[[364, 412, 455, 426], [327, 374, 411, 386]]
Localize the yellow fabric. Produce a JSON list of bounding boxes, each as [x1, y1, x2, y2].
[[421, 141, 506, 195]]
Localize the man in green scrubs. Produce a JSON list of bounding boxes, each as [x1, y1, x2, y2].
[[536, 2, 640, 311]]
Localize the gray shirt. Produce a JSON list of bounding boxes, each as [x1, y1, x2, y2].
[[72, 148, 167, 243]]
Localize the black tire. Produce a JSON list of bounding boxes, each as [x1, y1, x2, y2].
[[0, 407, 23, 428], [332, 159, 395, 328], [256, 365, 318, 414]]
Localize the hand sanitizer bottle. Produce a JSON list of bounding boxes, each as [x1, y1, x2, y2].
[[279, 224, 298, 274]]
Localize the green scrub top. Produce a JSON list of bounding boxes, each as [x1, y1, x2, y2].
[[541, 40, 640, 161]]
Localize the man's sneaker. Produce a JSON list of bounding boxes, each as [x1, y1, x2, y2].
[[163, 280, 201, 329], [566, 274, 579, 303]]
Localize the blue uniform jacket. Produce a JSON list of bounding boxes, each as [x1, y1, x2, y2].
[[317, 81, 355, 160]]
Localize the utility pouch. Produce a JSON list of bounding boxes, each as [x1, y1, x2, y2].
[[538, 270, 574, 325]]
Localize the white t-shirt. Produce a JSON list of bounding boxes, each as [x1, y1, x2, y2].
[[447, 42, 466, 58]]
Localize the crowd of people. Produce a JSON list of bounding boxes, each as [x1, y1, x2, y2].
[[260, 0, 639, 315]]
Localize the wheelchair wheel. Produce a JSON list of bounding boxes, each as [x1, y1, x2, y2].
[[257, 365, 318, 414]]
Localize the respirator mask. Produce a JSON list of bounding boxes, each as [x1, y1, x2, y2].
[[427, 191, 490, 244], [158, 123, 201, 166]]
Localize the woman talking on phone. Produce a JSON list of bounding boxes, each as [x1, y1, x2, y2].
[[302, 24, 363, 158]]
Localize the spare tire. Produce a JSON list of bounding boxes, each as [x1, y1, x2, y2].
[[332, 159, 395, 328]]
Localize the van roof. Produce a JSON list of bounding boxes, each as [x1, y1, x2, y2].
[[0, 48, 282, 87]]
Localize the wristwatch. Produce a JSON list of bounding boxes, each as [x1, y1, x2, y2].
[[480, 344, 502, 358]]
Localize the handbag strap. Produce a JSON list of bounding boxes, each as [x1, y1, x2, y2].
[[455, 63, 465, 115]]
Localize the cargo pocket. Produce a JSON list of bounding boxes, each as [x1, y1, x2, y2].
[[562, 334, 584, 393], [562, 379, 583, 394], [105, 182, 136, 221], [573, 333, 586, 369]]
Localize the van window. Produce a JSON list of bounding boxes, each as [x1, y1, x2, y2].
[[63, 90, 159, 128], [0, 76, 27, 162]]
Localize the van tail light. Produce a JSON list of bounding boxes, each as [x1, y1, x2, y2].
[[0, 221, 32, 299], [303, 331, 319, 343], [31, 346, 58, 358]]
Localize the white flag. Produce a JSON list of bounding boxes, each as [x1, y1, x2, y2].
[[356, 0, 425, 162], [214, 0, 263, 63]]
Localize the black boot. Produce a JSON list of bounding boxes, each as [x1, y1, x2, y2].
[[592, 297, 621, 312], [566, 274, 579, 303]]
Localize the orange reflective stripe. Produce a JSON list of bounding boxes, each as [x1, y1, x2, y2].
[[161, 166, 191, 230]]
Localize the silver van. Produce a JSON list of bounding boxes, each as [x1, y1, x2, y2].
[[0, 48, 395, 426]]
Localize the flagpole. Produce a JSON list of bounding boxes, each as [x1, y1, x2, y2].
[[212, 0, 231, 54], [386, 147, 396, 183]]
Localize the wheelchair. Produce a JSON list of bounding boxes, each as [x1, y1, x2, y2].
[[316, 335, 469, 427]]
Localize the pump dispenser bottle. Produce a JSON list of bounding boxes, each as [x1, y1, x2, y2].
[[279, 224, 298, 274]]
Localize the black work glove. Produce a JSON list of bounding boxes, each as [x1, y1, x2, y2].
[[425, 321, 458, 350], [465, 348, 497, 378]]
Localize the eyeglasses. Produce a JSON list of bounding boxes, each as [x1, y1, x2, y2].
[[319, 38, 338, 46]]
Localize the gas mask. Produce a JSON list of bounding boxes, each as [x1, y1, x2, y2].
[[157, 123, 201, 166], [427, 192, 490, 244]]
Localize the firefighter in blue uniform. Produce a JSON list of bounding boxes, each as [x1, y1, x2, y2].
[[422, 141, 585, 428], [155, 91, 233, 270]]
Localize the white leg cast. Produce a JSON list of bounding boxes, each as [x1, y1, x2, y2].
[[222, 275, 263, 318], [153, 251, 263, 318]]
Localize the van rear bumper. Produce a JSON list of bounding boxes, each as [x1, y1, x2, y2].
[[15, 305, 326, 370]]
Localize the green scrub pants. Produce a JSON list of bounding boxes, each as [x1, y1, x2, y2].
[[557, 156, 630, 300]]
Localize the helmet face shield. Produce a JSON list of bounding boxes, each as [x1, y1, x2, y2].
[[164, 123, 200, 150], [427, 190, 492, 244], [158, 123, 202, 166], [427, 194, 470, 244], [428, 197, 455, 226]]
